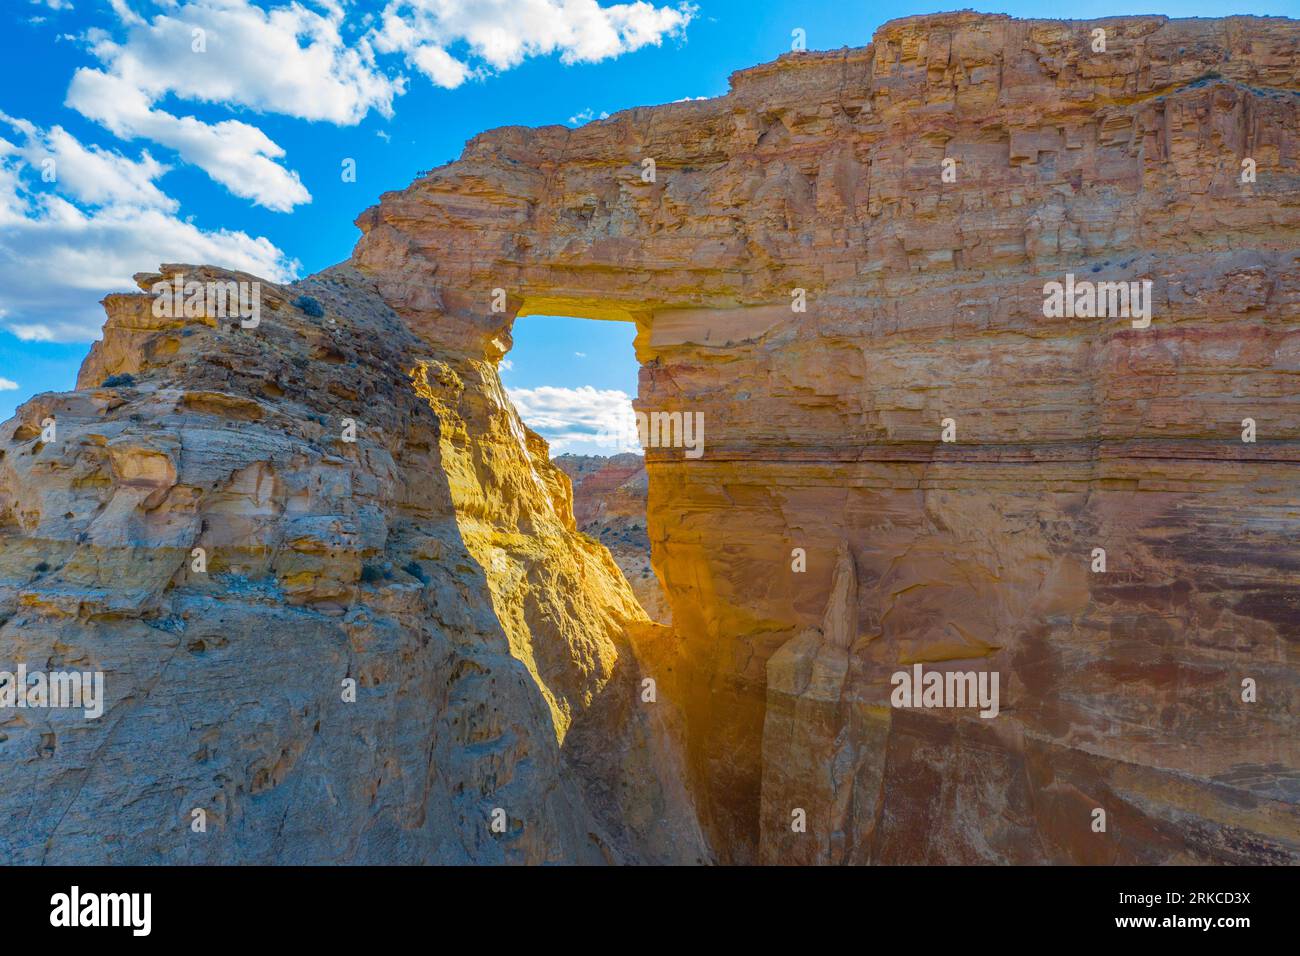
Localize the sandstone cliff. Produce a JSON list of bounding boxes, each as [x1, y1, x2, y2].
[[350, 12, 1300, 864], [0, 265, 707, 863], [2, 12, 1298, 865]]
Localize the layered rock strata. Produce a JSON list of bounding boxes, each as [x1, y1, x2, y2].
[[0, 265, 707, 864], [350, 12, 1300, 864], [2, 12, 1297, 865]]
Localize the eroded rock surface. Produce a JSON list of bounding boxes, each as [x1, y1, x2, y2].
[[0, 265, 706, 864], [2, 12, 1297, 865], [350, 12, 1300, 864]]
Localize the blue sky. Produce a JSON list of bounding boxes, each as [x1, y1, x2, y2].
[[1, 0, 1294, 452]]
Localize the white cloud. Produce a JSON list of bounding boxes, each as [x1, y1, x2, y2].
[[67, 68, 310, 211], [65, 0, 407, 210], [0, 378, 18, 391], [371, 0, 695, 87], [567, 107, 609, 125], [0, 111, 173, 210], [408, 42, 473, 88], [55, 1, 693, 209], [507, 385, 640, 454], [93, 1, 402, 123], [104, 0, 143, 26], [574, 351, 586, 358], [0, 118, 297, 342]]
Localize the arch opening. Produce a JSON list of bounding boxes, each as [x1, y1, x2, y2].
[[502, 312, 670, 625]]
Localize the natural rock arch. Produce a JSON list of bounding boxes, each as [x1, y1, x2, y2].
[[1, 12, 1297, 864], [349, 12, 1300, 863]]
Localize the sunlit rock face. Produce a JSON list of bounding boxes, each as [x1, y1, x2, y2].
[[0, 265, 707, 864], [351, 12, 1300, 864]]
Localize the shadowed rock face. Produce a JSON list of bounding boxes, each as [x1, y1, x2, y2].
[[1, 12, 1297, 865], [351, 12, 1300, 864]]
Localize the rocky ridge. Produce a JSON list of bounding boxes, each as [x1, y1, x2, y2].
[[349, 11, 1300, 864]]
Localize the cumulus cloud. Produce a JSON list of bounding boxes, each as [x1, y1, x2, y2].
[[89, 1, 402, 124], [507, 385, 641, 454], [0, 111, 173, 210], [0, 117, 297, 342], [65, 0, 406, 210], [55, 1, 693, 208], [567, 107, 609, 125], [0, 378, 19, 391], [407, 42, 473, 88], [371, 0, 695, 87], [104, 0, 143, 26], [67, 68, 310, 211]]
